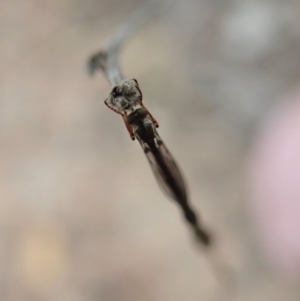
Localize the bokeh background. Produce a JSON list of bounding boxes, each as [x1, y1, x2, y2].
[[1, 0, 300, 300]]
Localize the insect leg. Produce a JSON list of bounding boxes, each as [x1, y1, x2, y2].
[[140, 103, 159, 128], [104, 99, 121, 113], [104, 100, 135, 140], [122, 113, 135, 140]]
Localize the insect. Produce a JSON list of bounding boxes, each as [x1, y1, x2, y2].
[[102, 78, 210, 246]]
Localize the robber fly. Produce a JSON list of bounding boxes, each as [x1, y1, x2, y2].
[[100, 78, 210, 246]]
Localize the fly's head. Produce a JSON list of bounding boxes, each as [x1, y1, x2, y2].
[[105, 79, 143, 114]]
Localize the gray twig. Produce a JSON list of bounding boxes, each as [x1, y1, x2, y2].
[[88, 0, 178, 85]]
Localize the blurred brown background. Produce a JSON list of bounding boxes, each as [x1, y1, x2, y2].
[[1, 0, 300, 300]]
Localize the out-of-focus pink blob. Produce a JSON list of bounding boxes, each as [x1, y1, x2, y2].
[[249, 87, 300, 278]]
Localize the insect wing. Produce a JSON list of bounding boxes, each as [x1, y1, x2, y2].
[[139, 134, 188, 202]]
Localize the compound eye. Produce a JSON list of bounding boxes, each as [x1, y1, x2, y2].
[[111, 86, 119, 97]]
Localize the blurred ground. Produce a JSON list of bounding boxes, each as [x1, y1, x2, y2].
[[1, 0, 300, 300]]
